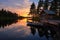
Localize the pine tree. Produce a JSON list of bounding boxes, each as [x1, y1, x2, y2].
[[45, 0, 48, 9], [29, 2, 36, 15], [51, 0, 60, 16], [37, 0, 43, 14], [51, 0, 57, 12], [56, 0, 60, 16], [30, 2, 35, 9]]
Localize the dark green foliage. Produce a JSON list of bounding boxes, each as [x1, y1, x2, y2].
[[50, 0, 57, 12], [0, 9, 19, 28], [29, 2, 36, 14], [37, 0, 43, 13], [37, 0, 43, 9], [44, 0, 48, 9], [0, 9, 18, 20], [30, 2, 35, 9], [29, 0, 60, 19]]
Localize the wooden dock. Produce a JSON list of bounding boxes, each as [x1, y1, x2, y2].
[[27, 20, 60, 27]]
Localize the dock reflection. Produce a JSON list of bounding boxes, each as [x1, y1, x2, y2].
[[27, 19, 60, 40]]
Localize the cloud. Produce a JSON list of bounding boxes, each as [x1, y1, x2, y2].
[[0, 0, 31, 8], [0, 0, 32, 16]]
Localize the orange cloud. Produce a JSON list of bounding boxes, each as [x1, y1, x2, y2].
[[0, 0, 32, 17], [4, 7, 30, 17]]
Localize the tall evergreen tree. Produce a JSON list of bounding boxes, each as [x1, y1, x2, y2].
[[29, 2, 36, 14], [56, 0, 60, 16], [30, 2, 35, 9], [45, 0, 48, 9], [50, 0, 60, 16], [51, 0, 57, 12], [37, 0, 43, 14]]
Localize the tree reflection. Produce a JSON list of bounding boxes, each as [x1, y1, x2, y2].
[[38, 26, 45, 37], [30, 27, 36, 35], [27, 21, 60, 40], [0, 19, 18, 28]]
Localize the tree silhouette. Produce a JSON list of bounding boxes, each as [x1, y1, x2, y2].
[[0, 9, 19, 28], [29, 2, 36, 15], [30, 27, 36, 35], [0, 9, 18, 19], [37, 0, 43, 14]]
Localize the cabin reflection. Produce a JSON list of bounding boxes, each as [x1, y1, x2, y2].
[[27, 20, 60, 40]]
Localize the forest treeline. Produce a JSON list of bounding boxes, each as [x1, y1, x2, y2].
[[0, 9, 18, 20]]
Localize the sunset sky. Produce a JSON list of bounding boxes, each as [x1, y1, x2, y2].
[[0, 0, 38, 17]]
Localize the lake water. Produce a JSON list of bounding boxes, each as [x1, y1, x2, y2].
[[0, 18, 60, 40]]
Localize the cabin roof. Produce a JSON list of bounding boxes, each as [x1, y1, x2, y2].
[[44, 10, 55, 14]]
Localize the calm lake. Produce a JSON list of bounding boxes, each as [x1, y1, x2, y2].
[[0, 18, 60, 40]]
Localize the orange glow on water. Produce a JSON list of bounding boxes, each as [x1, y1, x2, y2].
[[17, 18, 27, 26]]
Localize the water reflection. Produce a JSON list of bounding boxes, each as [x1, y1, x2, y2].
[[30, 27, 36, 35], [0, 18, 31, 40], [27, 19, 60, 40], [0, 19, 18, 28], [0, 18, 60, 40]]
